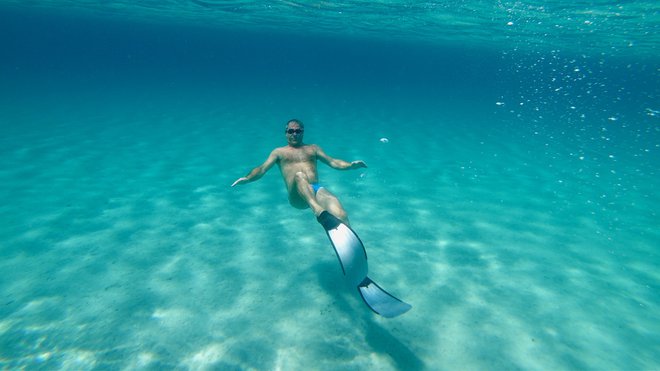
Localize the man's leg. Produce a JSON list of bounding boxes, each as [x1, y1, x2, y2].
[[293, 172, 350, 224], [293, 172, 325, 216], [315, 188, 350, 225]]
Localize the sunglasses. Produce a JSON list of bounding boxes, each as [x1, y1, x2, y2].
[[286, 129, 304, 134]]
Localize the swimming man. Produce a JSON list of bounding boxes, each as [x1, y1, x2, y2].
[[231, 119, 367, 224]]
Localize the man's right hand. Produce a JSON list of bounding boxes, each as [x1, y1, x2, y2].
[[231, 177, 249, 187]]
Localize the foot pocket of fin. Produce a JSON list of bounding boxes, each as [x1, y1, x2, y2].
[[358, 277, 412, 318], [317, 210, 341, 230]]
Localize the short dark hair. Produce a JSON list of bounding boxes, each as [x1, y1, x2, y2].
[[285, 119, 304, 132]]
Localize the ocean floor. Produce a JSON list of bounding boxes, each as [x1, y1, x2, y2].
[[0, 83, 658, 370]]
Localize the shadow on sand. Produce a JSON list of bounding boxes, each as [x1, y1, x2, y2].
[[314, 260, 424, 370]]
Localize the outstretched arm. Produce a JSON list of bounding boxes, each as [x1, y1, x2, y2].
[[316, 145, 367, 170], [231, 150, 279, 187]]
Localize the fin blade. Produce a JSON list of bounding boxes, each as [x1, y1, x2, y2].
[[358, 277, 412, 318], [326, 224, 368, 286], [319, 211, 368, 287]]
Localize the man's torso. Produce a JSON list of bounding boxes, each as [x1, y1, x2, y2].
[[275, 144, 319, 190]]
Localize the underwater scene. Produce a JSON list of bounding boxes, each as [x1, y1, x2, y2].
[[1, 1, 658, 370]]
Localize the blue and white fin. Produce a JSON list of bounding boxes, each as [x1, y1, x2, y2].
[[317, 211, 411, 318], [358, 277, 412, 318]]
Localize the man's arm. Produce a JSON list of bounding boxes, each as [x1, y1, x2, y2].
[[316, 145, 367, 170], [231, 149, 279, 187]]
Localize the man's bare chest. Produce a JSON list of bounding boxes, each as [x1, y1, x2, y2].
[[280, 148, 316, 164]]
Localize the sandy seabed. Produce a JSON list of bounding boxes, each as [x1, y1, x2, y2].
[[1, 92, 658, 370]]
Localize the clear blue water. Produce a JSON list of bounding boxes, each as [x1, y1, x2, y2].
[[1, 3, 658, 370]]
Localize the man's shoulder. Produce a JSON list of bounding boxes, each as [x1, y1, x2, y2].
[[268, 146, 285, 160], [272, 145, 292, 153]]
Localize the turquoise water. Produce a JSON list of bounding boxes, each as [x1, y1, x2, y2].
[[1, 2, 659, 370]]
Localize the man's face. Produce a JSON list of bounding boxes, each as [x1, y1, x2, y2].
[[285, 123, 304, 146]]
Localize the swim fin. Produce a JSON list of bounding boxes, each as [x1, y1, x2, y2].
[[317, 211, 412, 318]]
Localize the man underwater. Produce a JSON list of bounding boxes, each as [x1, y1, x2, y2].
[[231, 119, 367, 224], [231, 118, 410, 317]]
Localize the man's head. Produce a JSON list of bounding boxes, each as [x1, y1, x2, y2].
[[285, 119, 305, 147]]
